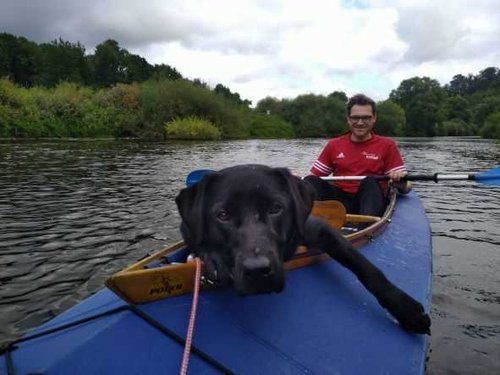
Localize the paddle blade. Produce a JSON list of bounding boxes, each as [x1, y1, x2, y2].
[[186, 169, 214, 187], [476, 167, 500, 185], [311, 200, 346, 229]]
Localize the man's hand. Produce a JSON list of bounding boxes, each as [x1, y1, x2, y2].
[[388, 171, 411, 194], [388, 170, 407, 182]]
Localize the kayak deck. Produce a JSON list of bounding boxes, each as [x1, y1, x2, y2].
[[1, 191, 432, 375]]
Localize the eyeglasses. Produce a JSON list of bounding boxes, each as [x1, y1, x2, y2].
[[348, 115, 373, 123]]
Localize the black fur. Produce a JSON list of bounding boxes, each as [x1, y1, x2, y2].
[[176, 164, 430, 334]]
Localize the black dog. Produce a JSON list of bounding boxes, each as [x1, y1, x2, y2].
[[176, 165, 430, 334]]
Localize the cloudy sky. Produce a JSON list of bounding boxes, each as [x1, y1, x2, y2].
[[2, 0, 500, 105]]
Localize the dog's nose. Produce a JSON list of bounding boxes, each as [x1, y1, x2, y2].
[[242, 256, 272, 278]]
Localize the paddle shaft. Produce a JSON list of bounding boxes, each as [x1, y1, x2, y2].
[[186, 167, 500, 187], [321, 173, 494, 182]]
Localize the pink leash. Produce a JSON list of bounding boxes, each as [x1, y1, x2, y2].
[[180, 257, 203, 375]]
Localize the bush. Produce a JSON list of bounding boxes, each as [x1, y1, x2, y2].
[[140, 79, 249, 139], [0, 79, 23, 136], [26, 82, 118, 138], [165, 116, 222, 140], [0, 78, 249, 139], [0, 79, 45, 137], [95, 84, 142, 137]]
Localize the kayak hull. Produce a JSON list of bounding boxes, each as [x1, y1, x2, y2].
[[1, 191, 432, 374]]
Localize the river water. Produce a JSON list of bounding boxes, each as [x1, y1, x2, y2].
[[0, 138, 499, 374]]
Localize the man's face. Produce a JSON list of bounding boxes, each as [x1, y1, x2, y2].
[[347, 104, 376, 142]]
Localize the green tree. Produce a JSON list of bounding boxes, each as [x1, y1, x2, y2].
[[328, 91, 348, 102], [280, 95, 321, 137], [248, 113, 294, 138], [214, 83, 251, 107], [280, 94, 345, 137], [479, 112, 500, 139], [446, 74, 472, 96], [256, 94, 346, 137], [435, 118, 472, 136], [375, 100, 405, 136], [470, 94, 500, 130], [121, 53, 153, 83], [0, 33, 15, 77], [39, 38, 89, 86], [473, 67, 500, 91], [389, 77, 447, 136], [444, 95, 471, 123], [89, 39, 128, 87], [191, 78, 209, 90], [151, 63, 183, 81], [0, 33, 42, 86], [255, 96, 283, 115]]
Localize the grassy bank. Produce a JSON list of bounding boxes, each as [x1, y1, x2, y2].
[[0, 78, 294, 140]]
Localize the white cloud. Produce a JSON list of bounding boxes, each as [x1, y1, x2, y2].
[[1, 0, 500, 105]]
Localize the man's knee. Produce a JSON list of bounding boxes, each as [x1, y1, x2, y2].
[[303, 175, 323, 199], [357, 177, 386, 216], [303, 175, 335, 200], [359, 176, 379, 188], [304, 175, 322, 186], [358, 176, 383, 196]]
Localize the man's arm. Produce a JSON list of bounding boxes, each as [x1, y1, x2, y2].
[[385, 142, 411, 193], [310, 141, 335, 176]]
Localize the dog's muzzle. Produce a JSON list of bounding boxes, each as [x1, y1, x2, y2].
[[234, 249, 285, 295]]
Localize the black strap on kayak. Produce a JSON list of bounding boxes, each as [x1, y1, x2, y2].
[[126, 304, 234, 374], [1, 305, 129, 375], [1, 304, 235, 375]]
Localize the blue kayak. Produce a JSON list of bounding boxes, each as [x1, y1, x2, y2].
[[1, 191, 432, 374]]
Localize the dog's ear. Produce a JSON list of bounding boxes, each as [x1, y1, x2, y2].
[[175, 173, 214, 245], [275, 168, 314, 236]]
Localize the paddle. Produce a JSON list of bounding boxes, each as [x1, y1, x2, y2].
[[321, 167, 500, 186], [311, 200, 346, 229], [186, 167, 500, 187], [185, 169, 215, 187]]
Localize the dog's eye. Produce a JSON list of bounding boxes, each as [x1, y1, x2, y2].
[[269, 202, 283, 215], [216, 209, 230, 222]]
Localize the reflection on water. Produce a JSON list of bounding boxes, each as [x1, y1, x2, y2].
[[1, 137, 499, 374]]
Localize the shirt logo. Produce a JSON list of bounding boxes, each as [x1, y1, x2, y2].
[[336, 152, 345, 159], [362, 152, 379, 160]]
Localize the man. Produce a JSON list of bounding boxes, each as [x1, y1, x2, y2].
[[304, 93, 408, 216]]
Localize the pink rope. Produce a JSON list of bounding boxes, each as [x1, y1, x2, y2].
[[180, 257, 202, 375]]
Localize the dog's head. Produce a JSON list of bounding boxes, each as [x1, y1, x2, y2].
[[176, 165, 314, 295]]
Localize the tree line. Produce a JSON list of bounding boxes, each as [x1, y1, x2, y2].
[[1, 32, 499, 139], [256, 71, 500, 139], [0, 33, 249, 106]]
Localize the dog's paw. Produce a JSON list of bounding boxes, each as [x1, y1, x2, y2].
[[385, 291, 431, 335], [201, 257, 230, 285]]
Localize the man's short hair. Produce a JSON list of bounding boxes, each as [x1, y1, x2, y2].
[[347, 94, 376, 115]]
